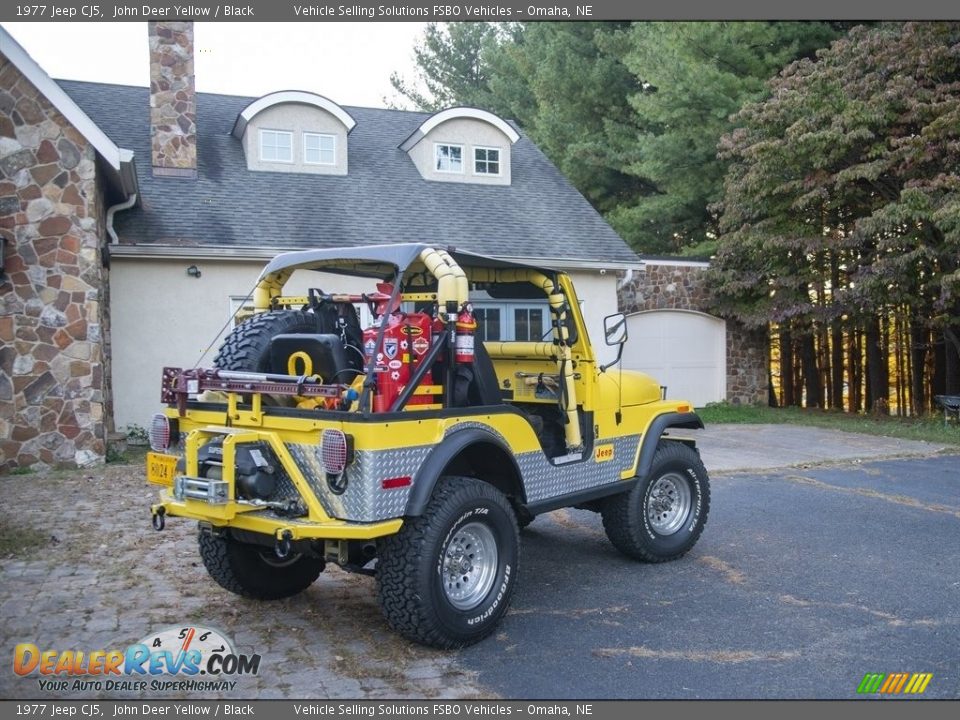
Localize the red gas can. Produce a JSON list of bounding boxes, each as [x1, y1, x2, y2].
[[364, 311, 433, 411]]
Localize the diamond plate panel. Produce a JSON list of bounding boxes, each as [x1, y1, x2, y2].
[[287, 442, 432, 523], [517, 434, 641, 503]]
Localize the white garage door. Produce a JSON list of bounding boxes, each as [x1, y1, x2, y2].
[[624, 310, 726, 408]]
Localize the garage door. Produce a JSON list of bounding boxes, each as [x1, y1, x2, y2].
[[623, 310, 726, 408]]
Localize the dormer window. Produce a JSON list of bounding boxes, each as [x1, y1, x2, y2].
[[474, 147, 501, 176], [259, 129, 293, 163], [435, 143, 463, 173], [304, 133, 335, 165], [402, 108, 518, 186], [234, 91, 355, 176]]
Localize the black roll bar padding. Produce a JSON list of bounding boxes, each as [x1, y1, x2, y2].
[[389, 333, 449, 413], [444, 300, 458, 409]]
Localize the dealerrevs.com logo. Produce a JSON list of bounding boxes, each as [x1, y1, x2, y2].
[[13, 625, 261, 693]]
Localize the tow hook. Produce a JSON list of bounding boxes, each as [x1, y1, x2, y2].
[[151, 506, 166, 531], [275, 529, 293, 559]]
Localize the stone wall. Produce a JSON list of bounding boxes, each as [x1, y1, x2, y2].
[[619, 261, 769, 406], [148, 21, 196, 173], [0, 51, 110, 471]]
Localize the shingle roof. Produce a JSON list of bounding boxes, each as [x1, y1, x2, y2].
[[58, 80, 639, 265]]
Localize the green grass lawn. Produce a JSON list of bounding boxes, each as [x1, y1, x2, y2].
[[697, 403, 960, 446]]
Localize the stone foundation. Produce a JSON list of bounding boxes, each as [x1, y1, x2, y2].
[[0, 51, 109, 471], [619, 261, 769, 406]]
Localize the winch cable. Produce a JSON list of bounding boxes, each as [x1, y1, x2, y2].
[[189, 280, 259, 370]]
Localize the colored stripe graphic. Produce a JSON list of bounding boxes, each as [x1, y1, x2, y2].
[[858, 673, 932, 695]]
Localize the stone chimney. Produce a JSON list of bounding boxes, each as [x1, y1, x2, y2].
[[148, 21, 196, 176]]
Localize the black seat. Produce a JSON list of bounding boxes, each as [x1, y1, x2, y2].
[[269, 334, 355, 384]]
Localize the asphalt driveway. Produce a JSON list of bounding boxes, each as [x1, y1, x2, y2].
[[1, 424, 956, 700], [458, 452, 960, 699]]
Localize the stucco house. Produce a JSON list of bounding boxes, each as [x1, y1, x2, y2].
[[1, 21, 766, 471]]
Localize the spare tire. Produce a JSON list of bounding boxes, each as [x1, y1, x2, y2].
[[214, 310, 318, 373]]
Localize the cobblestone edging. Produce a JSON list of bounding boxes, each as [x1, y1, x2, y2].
[[0, 461, 487, 699]]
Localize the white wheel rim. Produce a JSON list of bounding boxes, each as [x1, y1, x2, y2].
[[647, 473, 692, 535], [441, 522, 498, 610]]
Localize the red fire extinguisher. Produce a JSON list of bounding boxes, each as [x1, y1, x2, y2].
[[455, 303, 476, 364]]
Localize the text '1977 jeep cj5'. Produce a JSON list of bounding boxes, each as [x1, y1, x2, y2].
[[146, 244, 710, 648]]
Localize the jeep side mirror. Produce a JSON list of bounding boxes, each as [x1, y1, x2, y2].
[[603, 313, 627, 346], [600, 313, 627, 374]]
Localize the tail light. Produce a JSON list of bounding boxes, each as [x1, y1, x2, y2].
[[321, 430, 353, 474], [149, 413, 179, 452]]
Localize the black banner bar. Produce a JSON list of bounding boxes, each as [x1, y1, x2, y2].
[[2, 0, 959, 22]]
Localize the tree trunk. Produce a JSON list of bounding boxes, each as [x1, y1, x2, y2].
[[831, 323, 844, 410], [866, 317, 888, 413], [946, 329, 960, 395], [800, 333, 821, 408], [848, 328, 862, 413], [909, 321, 926, 416], [781, 327, 794, 407]]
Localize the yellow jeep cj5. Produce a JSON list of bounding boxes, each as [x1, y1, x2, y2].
[[147, 244, 710, 648]]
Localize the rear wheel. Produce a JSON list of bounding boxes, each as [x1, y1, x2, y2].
[[601, 440, 710, 562], [376, 476, 520, 649], [198, 531, 324, 600]]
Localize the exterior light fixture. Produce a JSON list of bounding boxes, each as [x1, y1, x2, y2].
[[186, 264, 202, 278]]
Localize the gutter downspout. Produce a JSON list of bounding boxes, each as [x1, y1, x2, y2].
[[106, 193, 138, 245], [104, 193, 138, 269]]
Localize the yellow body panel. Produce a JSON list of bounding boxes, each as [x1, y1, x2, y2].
[[152, 246, 701, 546]]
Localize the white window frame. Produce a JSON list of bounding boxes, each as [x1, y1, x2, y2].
[[303, 132, 336, 166], [259, 129, 293, 164], [472, 301, 551, 342], [473, 146, 502, 176], [434, 143, 464, 174]]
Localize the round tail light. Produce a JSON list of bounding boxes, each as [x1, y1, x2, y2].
[[321, 429, 348, 474], [149, 413, 172, 452]]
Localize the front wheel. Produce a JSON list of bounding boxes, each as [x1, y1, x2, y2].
[[601, 440, 710, 562], [376, 476, 520, 649]]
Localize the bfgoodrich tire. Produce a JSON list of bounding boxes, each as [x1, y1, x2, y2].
[[601, 440, 710, 562], [198, 531, 324, 600], [214, 310, 317, 373], [376, 476, 520, 649]]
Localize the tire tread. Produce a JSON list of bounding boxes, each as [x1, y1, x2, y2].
[[601, 440, 710, 562], [377, 476, 519, 649]]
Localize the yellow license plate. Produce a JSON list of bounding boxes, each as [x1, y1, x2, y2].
[[146, 452, 178, 487]]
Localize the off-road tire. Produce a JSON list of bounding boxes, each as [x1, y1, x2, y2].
[[198, 531, 323, 600], [214, 310, 317, 373], [601, 440, 709, 562], [376, 476, 520, 649]]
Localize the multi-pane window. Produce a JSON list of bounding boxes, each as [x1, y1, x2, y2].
[[474, 308, 502, 342], [435, 143, 464, 173], [473, 304, 549, 342], [304, 133, 335, 165], [474, 147, 501, 175], [259, 130, 293, 162], [514, 307, 545, 342]]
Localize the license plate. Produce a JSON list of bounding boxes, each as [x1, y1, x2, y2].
[[147, 452, 178, 487]]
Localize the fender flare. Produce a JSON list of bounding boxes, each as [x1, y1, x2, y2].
[[404, 427, 524, 516], [636, 412, 704, 479]]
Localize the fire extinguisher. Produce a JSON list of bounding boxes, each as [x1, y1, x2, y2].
[[455, 303, 476, 364]]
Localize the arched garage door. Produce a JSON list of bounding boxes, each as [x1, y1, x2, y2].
[[624, 310, 726, 408]]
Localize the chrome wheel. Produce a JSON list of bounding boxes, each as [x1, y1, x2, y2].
[[441, 522, 498, 610], [646, 472, 692, 535]]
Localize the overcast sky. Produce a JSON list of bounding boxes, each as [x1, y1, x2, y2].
[[2, 22, 429, 109]]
